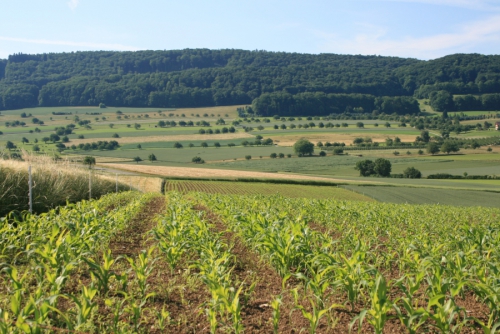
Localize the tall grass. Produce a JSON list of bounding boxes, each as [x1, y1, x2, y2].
[[0, 151, 129, 216]]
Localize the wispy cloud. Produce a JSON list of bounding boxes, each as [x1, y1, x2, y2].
[[67, 0, 80, 10], [0, 36, 139, 52], [378, 0, 500, 11], [317, 14, 500, 59]]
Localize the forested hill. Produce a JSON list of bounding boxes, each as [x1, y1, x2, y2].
[[0, 49, 499, 115]]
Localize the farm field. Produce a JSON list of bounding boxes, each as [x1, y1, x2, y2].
[[343, 185, 500, 207], [163, 179, 373, 201], [2, 190, 500, 333], [2, 105, 500, 205]]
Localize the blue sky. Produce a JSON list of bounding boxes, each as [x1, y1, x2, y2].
[[1, 0, 500, 60]]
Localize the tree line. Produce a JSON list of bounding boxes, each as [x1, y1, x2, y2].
[[1, 50, 500, 113]]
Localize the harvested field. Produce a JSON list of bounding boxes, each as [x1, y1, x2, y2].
[[102, 162, 368, 183]]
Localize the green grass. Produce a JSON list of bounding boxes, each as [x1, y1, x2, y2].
[[344, 185, 500, 207]]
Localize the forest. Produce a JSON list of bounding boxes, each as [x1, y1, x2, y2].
[[1, 49, 500, 114]]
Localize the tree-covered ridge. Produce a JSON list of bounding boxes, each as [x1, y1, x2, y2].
[[1, 49, 500, 112]]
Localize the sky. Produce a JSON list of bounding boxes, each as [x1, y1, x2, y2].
[[1, 0, 500, 60]]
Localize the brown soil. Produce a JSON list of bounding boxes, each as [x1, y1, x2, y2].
[[194, 204, 319, 333]]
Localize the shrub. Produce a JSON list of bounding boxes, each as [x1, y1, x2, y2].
[[403, 167, 422, 179]]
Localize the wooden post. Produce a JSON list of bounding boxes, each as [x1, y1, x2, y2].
[[89, 170, 92, 200], [28, 165, 33, 214], [116, 173, 118, 193]]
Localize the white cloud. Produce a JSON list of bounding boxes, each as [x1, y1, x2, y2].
[[0, 36, 139, 52], [317, 14, 500, 59], [67, 0, 79, 10]]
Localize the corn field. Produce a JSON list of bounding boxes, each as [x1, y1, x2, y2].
[[1, 189, 500, 333]]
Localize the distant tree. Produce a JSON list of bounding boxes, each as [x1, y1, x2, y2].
[[6, 141, 16, 151], [112, 133, 120, 138], [403, 167, 422, 179], [99, 103, 106, 108], [33, 144, 40, 152], [21, 137, 29, 144], [133, 156, 143, 164], [420, 130, 430, 143], [201, 142, 208, 148], [293, 139, 314, 156], [173, 142, 183, 148], [317, 141, 323, 147], [374, 158, 392, 177], [189, 143, 194, 148], [333, 148, 344, 155], [440, 141, 460, 154], [287, 154, 292, 158], [134, 123, 141, 130], [245, 155, 252, 160], [214, 142, 221, 148], [137, 144, 142, 149], [355, 160, 375, 176], [356, 122, 364, 128], [270, 153, 277, 159], [83, 156, 96, 169], [427, 142, 440, 155], [385, 122, 391, 128], [109, 123, 114, 128], [279, 153, 285, 158], [148, 153, 157, 162], [49, 134, 60, 142], [319, 151, 326, 157], [487, 147, 493, 152], [353, 138, 364, 145], [42, 137, 50, 144], [192, 156, 205, 164], [62, 136, 69, 143]]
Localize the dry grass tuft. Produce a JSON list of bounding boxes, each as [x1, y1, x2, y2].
[[0, 151, 129, 216]]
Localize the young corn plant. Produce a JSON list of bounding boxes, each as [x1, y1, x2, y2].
[[394, 271, 428, 334], [83, 249, 121, 295], [69, 284, 99, 330], [291, 288, 343, 334], [350, 274, 394, 334], [271, 295, 282, 334], [126, 246, 157, 301]]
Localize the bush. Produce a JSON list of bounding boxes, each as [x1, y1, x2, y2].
[[403, 167, 422, 179], [245, 155, 251, 160], [192, 156, 205, 164], [270, 153, 277, 159], [333, 148, 344, 155]]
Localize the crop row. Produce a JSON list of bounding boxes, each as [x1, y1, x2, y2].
[[0, 191, 158, 333], [193, 192, 500, 332]]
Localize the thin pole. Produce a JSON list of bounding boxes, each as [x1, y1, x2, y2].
[[89, 170, 92, 200], [116, 173, 118, 193], [28, 165, 33, 214]]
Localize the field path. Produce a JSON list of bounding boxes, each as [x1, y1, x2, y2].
[[102, 163, 369, 183]]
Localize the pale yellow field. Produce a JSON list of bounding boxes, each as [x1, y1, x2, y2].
[[269, 133, 418, 146], [101, 163, 373, 184]]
